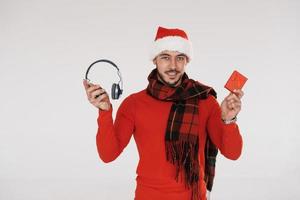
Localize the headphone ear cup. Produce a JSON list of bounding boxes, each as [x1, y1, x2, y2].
[[118, 84, 123, 97], [111, 83, 120, 100]]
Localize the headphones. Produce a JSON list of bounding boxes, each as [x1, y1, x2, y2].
[[85, 59, 123, 100]]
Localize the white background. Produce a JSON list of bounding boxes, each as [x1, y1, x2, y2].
[[1, 0, 299, 199]]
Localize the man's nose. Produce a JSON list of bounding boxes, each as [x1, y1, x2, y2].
[[170, 57, 177, 70]]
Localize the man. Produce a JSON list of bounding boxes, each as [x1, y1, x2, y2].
[[83, 26, 244, 200]]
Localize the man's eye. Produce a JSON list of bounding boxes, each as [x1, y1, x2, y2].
[[161, 57, 169, 60], [177, 57, 185, 61]]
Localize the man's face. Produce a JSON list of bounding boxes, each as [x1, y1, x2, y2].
[[153, 50, 189, 87]]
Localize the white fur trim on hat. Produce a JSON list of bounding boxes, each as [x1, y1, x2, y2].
[[150, 36, 193, 61]]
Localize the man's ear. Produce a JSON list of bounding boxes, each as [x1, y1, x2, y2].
[[152, 57, 157, 65]]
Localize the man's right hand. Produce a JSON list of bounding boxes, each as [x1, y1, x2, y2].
[[83, 79, 111, 111]]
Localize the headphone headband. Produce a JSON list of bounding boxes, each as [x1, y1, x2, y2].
[[85, 59, 120, 79]]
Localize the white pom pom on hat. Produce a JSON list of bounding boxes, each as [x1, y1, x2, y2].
[[150, 26, 193, 61]]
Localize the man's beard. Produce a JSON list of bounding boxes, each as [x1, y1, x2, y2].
[[157, 70, 183, 88]]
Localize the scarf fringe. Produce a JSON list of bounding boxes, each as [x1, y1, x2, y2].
[[165, 134, 202, 200]]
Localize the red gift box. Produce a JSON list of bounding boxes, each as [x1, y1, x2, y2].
[[224, 70, 248, 93]]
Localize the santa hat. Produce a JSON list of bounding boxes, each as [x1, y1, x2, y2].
[[150, 26, 193, 61]]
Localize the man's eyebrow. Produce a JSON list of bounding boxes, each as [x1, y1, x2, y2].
[[177, 53, 187, 57], [158, 53, 171, 57]]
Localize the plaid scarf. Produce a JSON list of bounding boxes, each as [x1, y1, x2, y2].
[[146, 69, 218, 200]]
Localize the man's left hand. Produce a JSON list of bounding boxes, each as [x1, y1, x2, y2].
[[221, 89, 244, 121]]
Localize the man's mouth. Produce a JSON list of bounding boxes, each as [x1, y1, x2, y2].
[[166, 71, 177, 78]]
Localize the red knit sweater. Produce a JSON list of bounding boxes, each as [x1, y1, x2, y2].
[[96, 89, 243, 200]]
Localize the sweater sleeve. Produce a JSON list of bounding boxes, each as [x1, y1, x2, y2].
[[206, 95, 243, 160], [96, 95, 135, 163]]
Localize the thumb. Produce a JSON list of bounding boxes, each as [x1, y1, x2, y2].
[[83, 79, 91, 89]]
